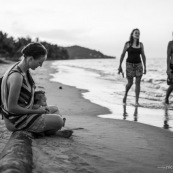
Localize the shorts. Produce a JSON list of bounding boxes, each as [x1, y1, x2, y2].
[[126, 62, 143, 78], [170, 63, 173, 71], [167, 63, 173, 85]]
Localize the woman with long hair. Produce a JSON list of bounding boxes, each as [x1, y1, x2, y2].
[[165, 38, 173, 104], [118, 28, 146, 105]]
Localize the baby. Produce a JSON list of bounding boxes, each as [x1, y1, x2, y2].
[[33, 90, 48, 109], [33, 91, 66, 126]]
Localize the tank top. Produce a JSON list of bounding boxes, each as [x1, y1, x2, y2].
[[126, 44, 142, 64], [170, 41, 173, 54]]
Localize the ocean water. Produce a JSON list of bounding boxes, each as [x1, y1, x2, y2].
[[50, 58, 173, 132]]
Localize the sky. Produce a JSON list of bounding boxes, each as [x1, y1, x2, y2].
[[0, 0, 173, 58]]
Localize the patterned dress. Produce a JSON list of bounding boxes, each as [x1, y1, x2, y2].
[[1, 62, 46, 132]]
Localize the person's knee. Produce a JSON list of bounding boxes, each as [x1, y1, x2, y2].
[[127, 82, 133, 88], [44, 115, 64, 131], [54, 115, 63, 130], [55, 116, 63, 130]]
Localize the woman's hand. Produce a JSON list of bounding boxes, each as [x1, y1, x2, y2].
[[118, 66, 124, 77], [118, 66, 123, 74], [43, 106, 50, 113], [36, 107, 49, 114]]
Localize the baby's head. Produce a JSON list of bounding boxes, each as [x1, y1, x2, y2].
[[34, 91, 47, 106]]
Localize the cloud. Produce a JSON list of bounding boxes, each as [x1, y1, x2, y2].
[[36, 29, 88, 41], [10, 23, 92, 45]]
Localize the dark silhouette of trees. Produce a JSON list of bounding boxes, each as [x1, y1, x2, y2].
[[0, 31, 69, 61]]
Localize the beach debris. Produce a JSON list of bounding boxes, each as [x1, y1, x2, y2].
[[38, 86, 44, 89], [59, 86, 63, 89]]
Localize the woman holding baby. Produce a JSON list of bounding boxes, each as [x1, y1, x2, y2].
[[1, 43, 72, 137]]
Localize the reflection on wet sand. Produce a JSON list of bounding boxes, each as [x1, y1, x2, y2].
[[123, 104, 128, 120], [123, 105, 138, 122], [164, 106, 170, 129], [123, 104, 171, 130]]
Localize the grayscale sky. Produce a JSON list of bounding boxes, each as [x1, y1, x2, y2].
[[0, 0, 173, 58]]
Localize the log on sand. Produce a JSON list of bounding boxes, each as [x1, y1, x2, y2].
[[0, 131, 34, 173]]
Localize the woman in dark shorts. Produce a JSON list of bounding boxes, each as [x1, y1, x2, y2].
[[118, 28, 146, 105], [165, 40, 173, 104]]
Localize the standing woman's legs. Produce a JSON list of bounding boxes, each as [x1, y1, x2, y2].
[[135, 76, 142, 105], [165, 85, 173, 104], [123, 78, 133, 103]]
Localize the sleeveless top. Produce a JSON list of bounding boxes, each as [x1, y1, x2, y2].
[[170, 41, 173, 54], [1, 62, 41, 130], [126, 43, 142, 64], [9, 66, 34, 107]]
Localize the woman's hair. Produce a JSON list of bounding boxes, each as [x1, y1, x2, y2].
[[129, 28, 140, 46], [21, 42, 47, 59]]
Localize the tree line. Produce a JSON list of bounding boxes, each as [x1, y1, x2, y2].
[[0, 31, 69, 61]]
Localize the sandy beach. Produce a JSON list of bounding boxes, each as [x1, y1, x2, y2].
[[1, 61, 173, 173]]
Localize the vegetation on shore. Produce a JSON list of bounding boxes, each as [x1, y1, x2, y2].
[[65, 45, 115, 59], [0, 31, 115, 61]]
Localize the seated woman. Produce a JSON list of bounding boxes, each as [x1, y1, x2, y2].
[[1, 42, 72, 137]]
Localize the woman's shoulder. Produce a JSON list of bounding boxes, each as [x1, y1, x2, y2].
[[8, 67, 24, 82], [9, 66, 24, 77], [125, 41, 130, 48], [8, 71, 23, 83], [168, 41, 173, 46], [139, 42, 144, 48], [125, 41, 130, 46]]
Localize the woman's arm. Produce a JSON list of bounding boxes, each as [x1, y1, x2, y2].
[[118, 42, 128, 72], [7, 73, 46, 115], [140, 43, 146, 74], [32, 104, 40, 109], [167, 41, 172, 75]]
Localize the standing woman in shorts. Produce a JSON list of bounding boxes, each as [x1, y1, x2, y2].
[[118, 28, 146, 105], [165, 40, 173, 104]]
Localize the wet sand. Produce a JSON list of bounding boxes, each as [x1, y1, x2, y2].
[[1, 61, 173, 173]]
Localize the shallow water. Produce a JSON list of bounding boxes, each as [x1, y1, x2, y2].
[[50, 58, 173, 131]]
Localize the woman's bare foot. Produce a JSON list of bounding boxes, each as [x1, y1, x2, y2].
[[44, 129, 73, 138], [56, 130, 73, 138]]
